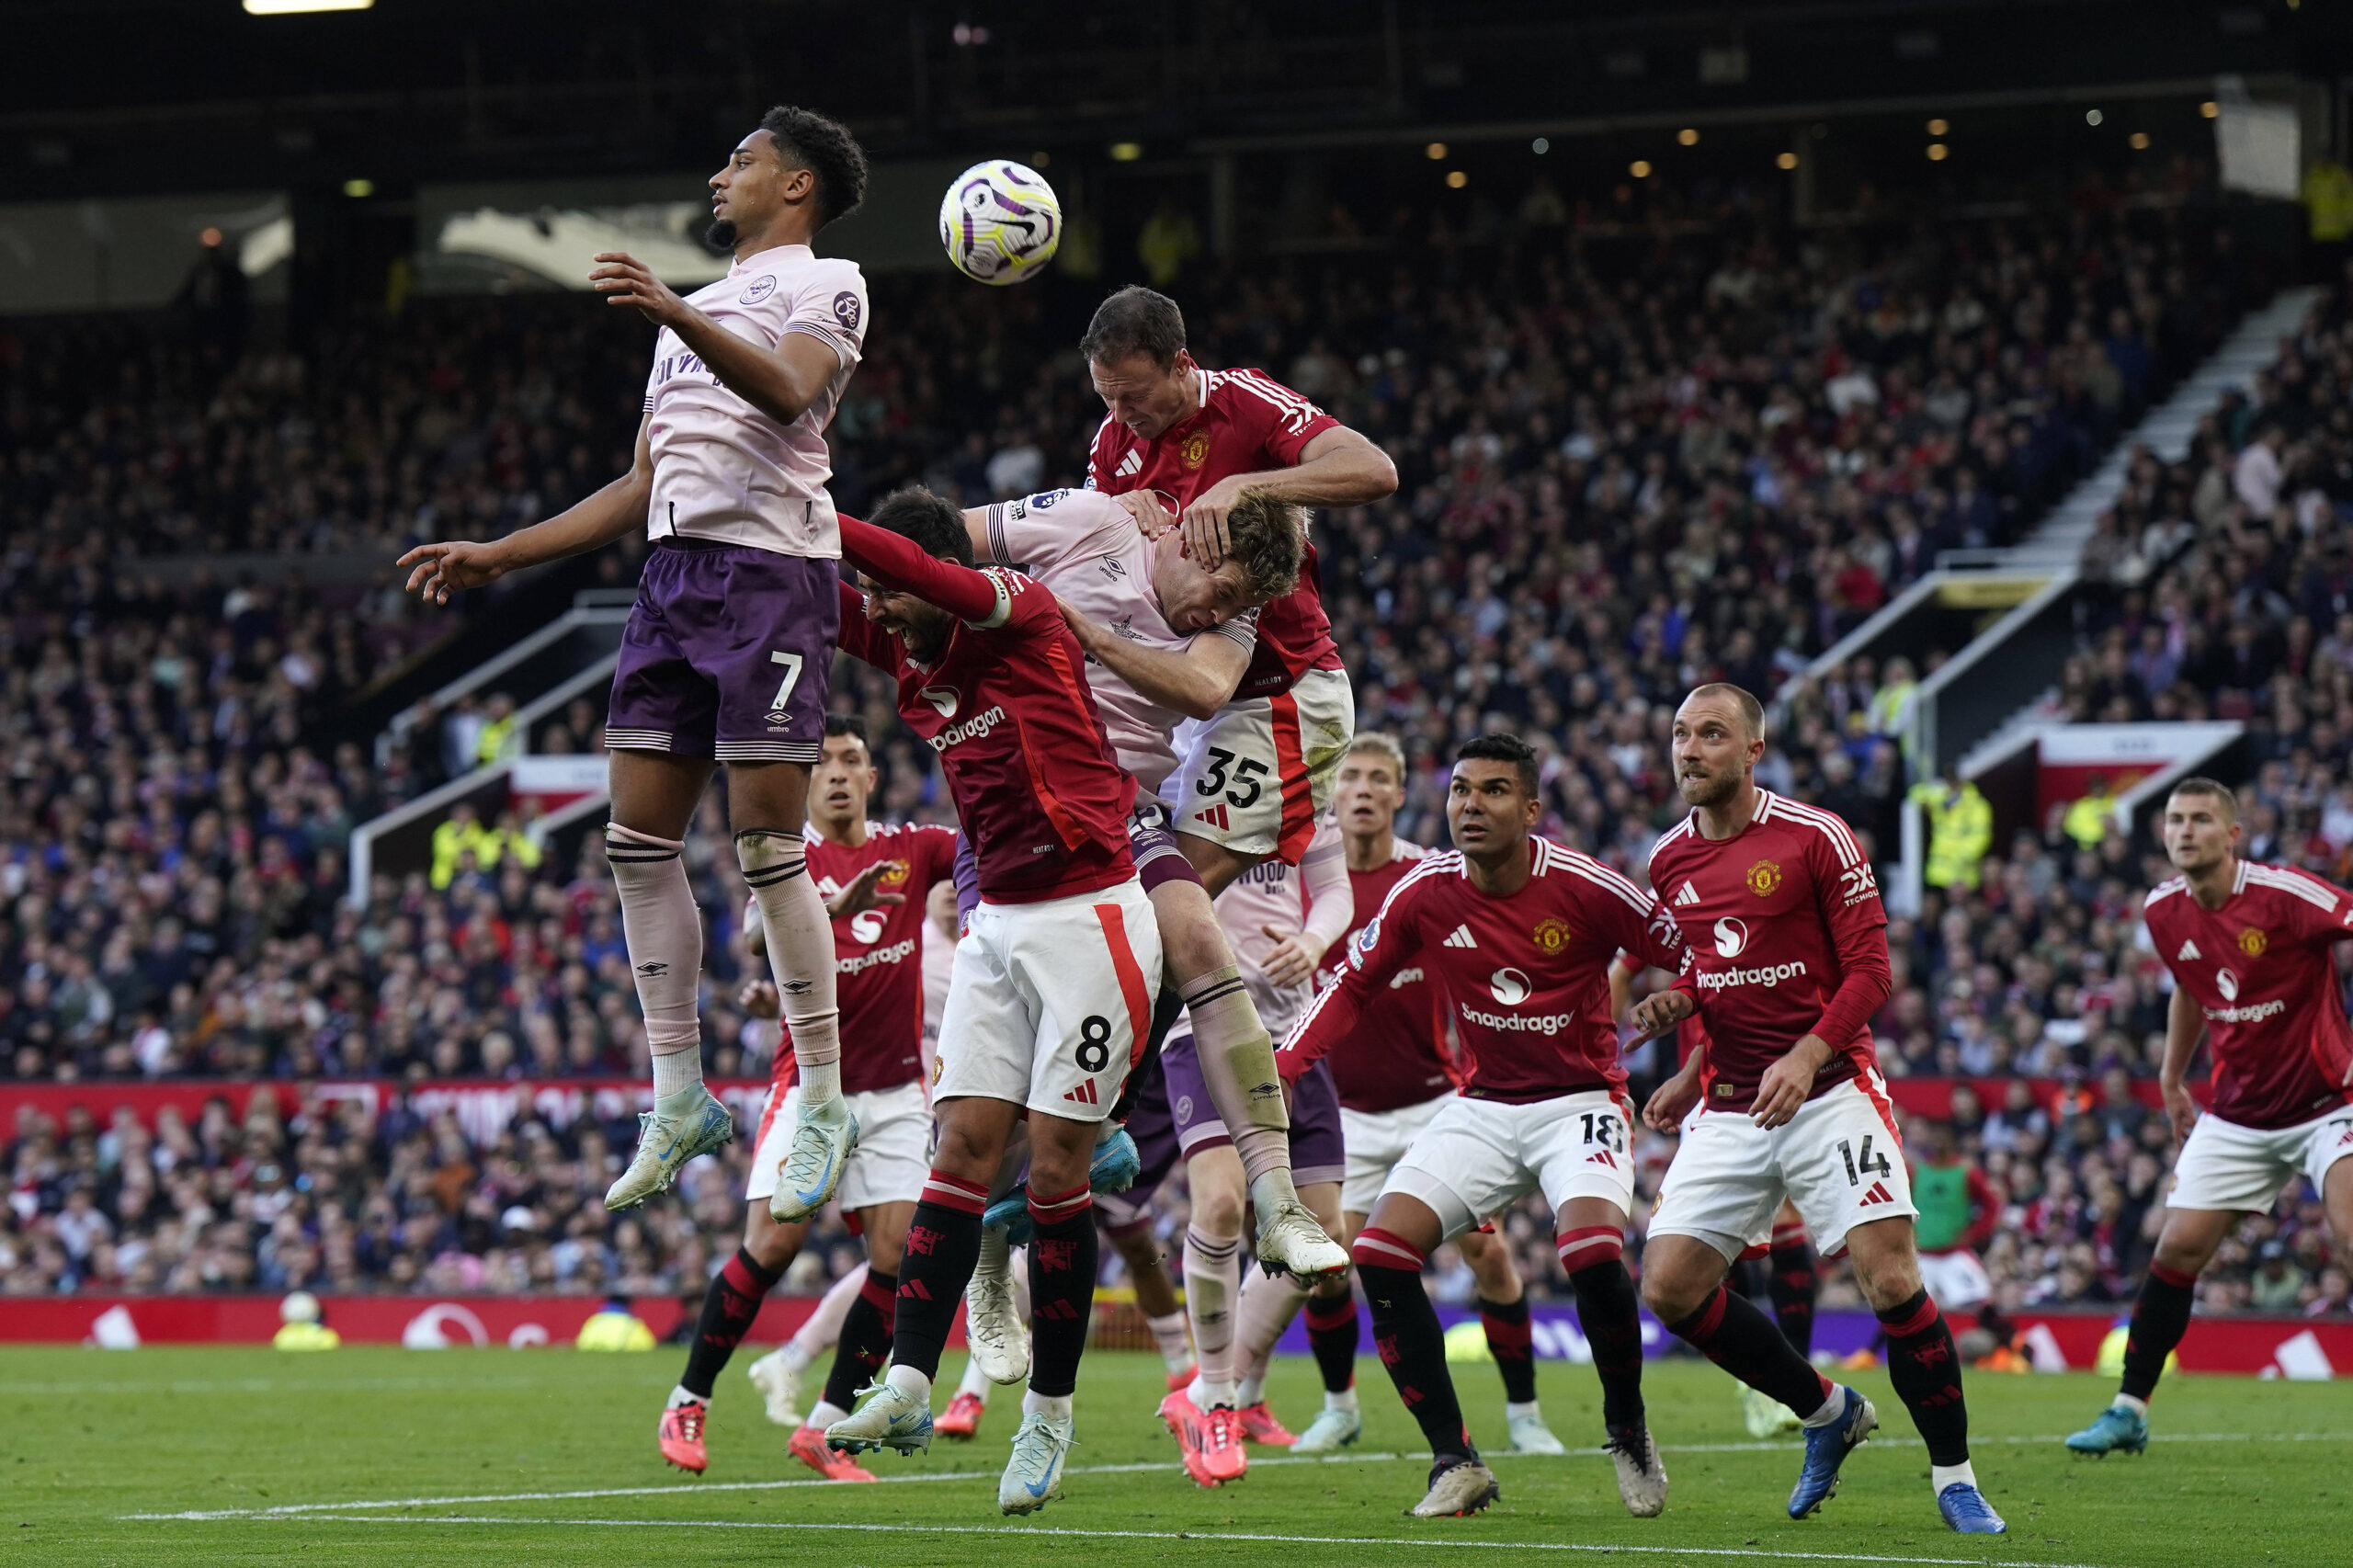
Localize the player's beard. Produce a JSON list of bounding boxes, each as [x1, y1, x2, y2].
[[1677, 765, 1739, 810], [706, 216, 738, 251]]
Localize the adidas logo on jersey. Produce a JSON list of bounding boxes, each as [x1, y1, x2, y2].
[[2177, 939, 2201, 961], [1115, 450, 1142, 478], [1858, 1181, 1895, 1208], [1673, 881, 1700, 907], [1195, 802, 1232, 830], [1586, 1149, 1618, 1168], [1443, 924, 1478, 949], [1062, 1079, 1099, 1106]]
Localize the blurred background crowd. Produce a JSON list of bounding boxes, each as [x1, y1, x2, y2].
[[4, 157, 2345, 1324]]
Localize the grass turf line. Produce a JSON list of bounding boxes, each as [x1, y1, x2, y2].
[[5, 1344, 2341, 1568]]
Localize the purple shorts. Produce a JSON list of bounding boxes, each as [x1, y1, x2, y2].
[[606, 539, 837, 764], [1163, 1029, 1345, 1187]]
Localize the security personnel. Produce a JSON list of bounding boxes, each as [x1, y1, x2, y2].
[[1910, 768, 1993, 891]]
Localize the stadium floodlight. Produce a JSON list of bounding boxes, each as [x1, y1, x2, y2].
[[244, 0, 373, 13]]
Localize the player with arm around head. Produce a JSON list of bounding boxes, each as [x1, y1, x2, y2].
[[1631, 684, 2003, 1536], [1278, 733, 1682, 1521], [400, 106, 875, 1221], [813, 489, 1163, 1517], [967, 484, 1347, 1283], [2066, 778, 2353, 1456]]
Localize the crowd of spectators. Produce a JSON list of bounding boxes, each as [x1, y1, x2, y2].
[[7, 178, 2334, 1315]]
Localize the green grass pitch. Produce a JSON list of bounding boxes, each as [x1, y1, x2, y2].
[[6, 1344, 2346, 1567]]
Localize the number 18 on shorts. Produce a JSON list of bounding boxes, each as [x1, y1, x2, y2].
[[932, 881, 1163, 1120]]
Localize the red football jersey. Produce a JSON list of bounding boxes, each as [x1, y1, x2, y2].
[[772, 822, 958, 1096], [1311, 839, 1457, 1113], [835, 521, 1137, 904], [1647, 790, 1892, 1114], [2144, 859, 2353, 1131], [1279, 838, 1686, 1105], [1086, 366, 1342, 697]]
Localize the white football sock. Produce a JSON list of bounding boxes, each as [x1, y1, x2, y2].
[[883, 1363, 932, 1403], [1147, 1310, 1193, 1374], [1324, 1385, 1359, 1414], [737, 828, 842, 1103], [1930, 1460, 1979, 1494], [2112, 1393, 2148, 1416], [806, 1400, 848, 1430], [1022, 1390, 1074, 1421]]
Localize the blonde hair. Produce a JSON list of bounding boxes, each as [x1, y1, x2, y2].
[[1343, 732, 1408, 779]]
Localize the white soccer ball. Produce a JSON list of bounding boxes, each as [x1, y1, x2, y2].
[[939, 160, 1061, 286]]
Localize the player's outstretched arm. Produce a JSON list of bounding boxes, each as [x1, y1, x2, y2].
[[398, 415, 654, 604], [1056, 599, 1251, 721], [1181, 426, 1397, 565], [590, 252, 842, 426], [837, 517, 1005, 623]]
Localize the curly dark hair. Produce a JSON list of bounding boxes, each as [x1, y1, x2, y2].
[[759, 105, 870, 227]]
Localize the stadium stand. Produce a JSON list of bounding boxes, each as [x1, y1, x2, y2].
[[4, 176, 2337, 1320]]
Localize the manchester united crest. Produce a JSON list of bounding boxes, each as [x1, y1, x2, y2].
[[1746, 859, 1783, 897], [1532, 916, 1573, 953], [1180, 431, 1211, 470], [2237, 925, 2268, 958], [879, 858, 911, 889]]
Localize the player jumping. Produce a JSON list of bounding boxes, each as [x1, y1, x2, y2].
[[653, 717, 955, 1477], [968, 483, 1349, 1279], [2067, 778, 2353, 1456], [1631, 684, 2004, 1536], [400, 107, 873, 1219], [1279, 733, 1680, 1520], [818, 494, 1162, 1517], [1081, 285, 1396, 1243]]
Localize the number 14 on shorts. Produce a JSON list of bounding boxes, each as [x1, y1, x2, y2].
[[1836, 1134, 1892, 1187]]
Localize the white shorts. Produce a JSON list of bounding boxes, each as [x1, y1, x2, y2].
[[1915, 1248, 1992, 1310], [1340, 1094, 1455, 1216], [1651, 1071, 1916, 1262], [1381, 1089, 1635, 1243], [2167, 1105, 2353, 1213], [932, 880, 1163, 1123], [1168, 666, 1354, 864], [745, 1080, 929, 1210]]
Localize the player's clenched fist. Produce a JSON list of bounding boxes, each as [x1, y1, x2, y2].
[[398, 540, 508, 605], [1627, 987, 1694, 1043]]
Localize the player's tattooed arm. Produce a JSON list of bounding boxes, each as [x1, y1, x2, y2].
[[1180, 426, 1397, 566], [1054, 597, 1250, 720], [399, 413, 654, 604], [590, 251, 845, 426]]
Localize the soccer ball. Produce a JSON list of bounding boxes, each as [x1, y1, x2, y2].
[[939, 160, 1061, 286]]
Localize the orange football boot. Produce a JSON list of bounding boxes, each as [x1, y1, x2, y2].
[[934, 1391, 987, 1439], [657, 1400, 709, 1473], [1235, 1401, 1296, 1446], [788, 1423, 877, 1482]]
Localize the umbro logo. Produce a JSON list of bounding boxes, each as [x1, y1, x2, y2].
[[2177, 939, 2201, 961], [1858, 1181, 1895, 1208], [1673, 881, 1700, 907], [1062, 1079, 1100, 1106], [1443, 924, 1477, 949], [1195, 803, 1232, 830]]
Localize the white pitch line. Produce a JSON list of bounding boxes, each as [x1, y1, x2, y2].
[[269, 1512, 2126, 1568], [122, 1428, 2353, 1523]]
